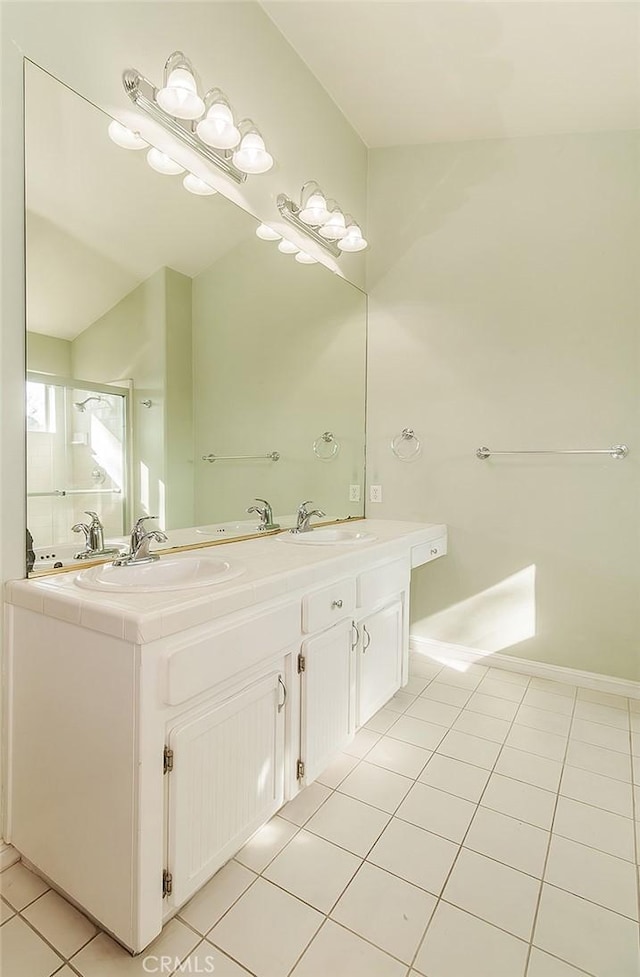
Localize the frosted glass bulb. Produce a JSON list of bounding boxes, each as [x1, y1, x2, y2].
[[256, 224, 281, 241], [233, 131, 274, 175], [319, 210, 347, 240], [295, 252, 318, 264], [156, 67, 205, 120], [278, 239, 299, 255], [338, 223, 368, 252], [196, 102, 241, 149], [108, 120, 148, 150], [299, 192, 330, 226], [146, 148, 185, 175], [183, 173, 217, 195]]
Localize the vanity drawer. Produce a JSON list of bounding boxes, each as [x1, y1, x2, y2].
[[411, 536, 447, 568], [164, 602, 301, 705], [357, 559, 409, 608], [302, 578, 356, 634]]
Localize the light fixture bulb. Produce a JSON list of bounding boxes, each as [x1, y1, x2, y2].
[[338, 223, 368, 252], [256, 224, 281, 242], [299, 191, 330, 226], [156, 55, 205, 120], [319, 209, 347, 240], [278, 239, 299, 255], [233, 129, 274, 175], [146, 147, 185, 175], [108, 120, 148, 150], [183, 173, 217, 195], [295, 252, 318, 264], [196, 100, 241, 150]]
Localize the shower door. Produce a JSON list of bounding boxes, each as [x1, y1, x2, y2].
[[26, 373, 130, 551]]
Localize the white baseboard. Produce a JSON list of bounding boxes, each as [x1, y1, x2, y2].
[[409, 635, 640, 700], [0, 841, 19, 871]]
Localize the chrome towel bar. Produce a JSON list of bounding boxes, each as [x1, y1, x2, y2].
[[476, 445, 628, 460], [201, 451, 280, 463]]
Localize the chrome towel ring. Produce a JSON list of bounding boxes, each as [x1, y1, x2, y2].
[[391, 428, 421, 462], [313, 431, 340, 461]]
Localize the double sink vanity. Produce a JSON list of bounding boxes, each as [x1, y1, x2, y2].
[[5, 518, 447, 952]]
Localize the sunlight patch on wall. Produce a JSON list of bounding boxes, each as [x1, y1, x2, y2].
[[413, 565, 536, 671]]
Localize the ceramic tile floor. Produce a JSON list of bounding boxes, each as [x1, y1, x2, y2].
[[2, 654, 640, 977]]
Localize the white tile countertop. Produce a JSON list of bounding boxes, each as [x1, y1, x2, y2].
[[6, 520, 446, 644]]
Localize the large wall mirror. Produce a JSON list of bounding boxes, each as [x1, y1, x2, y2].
[[25, 62, 367, 574]]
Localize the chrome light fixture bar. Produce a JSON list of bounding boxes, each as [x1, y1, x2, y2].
[[123, 68, 248, 184]]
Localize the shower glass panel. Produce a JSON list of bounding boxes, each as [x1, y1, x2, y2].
[[27, 373, 129, 551]]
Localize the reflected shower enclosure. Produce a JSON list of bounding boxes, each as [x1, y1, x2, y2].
[[26, 374, 129, 548]]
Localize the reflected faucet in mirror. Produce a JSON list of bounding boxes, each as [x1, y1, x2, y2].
[[291, 501, 326, 534], [72, 511, 122, 560], [113, 517, 169, 566], [246, 499, 280, 532]]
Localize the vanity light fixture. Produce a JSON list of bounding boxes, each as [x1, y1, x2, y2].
[[232, 121, 274, 175], [277, 182, 368, 258], [155, 52, 205, 120], [255, 224, 281, 242], [295, 252, 318, 265], [122, 51, 274, 184]]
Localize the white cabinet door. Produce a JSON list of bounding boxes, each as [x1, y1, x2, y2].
[[357, 601, 403, 727], [166, 668, 285, 908], [299, 619, 354, 784]]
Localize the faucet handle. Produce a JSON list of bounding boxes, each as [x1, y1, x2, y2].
[[134, 515, 159, 528], [72, 522, 90, 538], [84, 510, 101, 523], [298, 500, 313, 512]]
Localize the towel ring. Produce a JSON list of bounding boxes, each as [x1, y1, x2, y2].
[[313, 431, 340, 461], [391, 428, 421, 462]]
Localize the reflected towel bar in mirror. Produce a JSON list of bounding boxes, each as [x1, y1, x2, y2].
[[476, 445, 629, 460], [27, 488, 123, 498], [201, 452, 281, 463]]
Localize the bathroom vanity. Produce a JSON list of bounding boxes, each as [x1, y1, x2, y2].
[[5, 519, 446, 952]]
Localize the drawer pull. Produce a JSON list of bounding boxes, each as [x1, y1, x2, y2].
[[430, 548, 438, 556], [351, 622, 360, 649], [278, 676, 287, 713], [362, 624, 371, 652], [332, 599, 344, 609]]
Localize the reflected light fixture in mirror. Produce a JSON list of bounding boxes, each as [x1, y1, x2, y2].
[[256, 224, 281, 241], [183, 173, 218, 195], [295, 252, 318, 265], [277, 239, 299, 255], [122, 51, 274, 185], [276, 183, 368, 258], [107, 120, 148, 151], [146, 148, 185, 175]]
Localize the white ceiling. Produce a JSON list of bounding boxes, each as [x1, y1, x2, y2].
[[262, 1, 640, 147], [26, 64, 257, 340]]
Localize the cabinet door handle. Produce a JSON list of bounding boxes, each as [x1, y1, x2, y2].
[[278, 676, 287, 713], [430, 548, 438, 556], [362, 624, 371, 652], [332, 599, 343, 609], [351, 622, 360, 649]]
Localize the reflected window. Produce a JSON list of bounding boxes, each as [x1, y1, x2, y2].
[[26, 380, 56, 433]]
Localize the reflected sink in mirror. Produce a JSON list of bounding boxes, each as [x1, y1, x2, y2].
[[75, 557, 245, 593], [280, 528, 377, 546]]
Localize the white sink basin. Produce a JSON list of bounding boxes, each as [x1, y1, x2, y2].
[[279, 528, 377, 546], [75, 556, 245, 593]]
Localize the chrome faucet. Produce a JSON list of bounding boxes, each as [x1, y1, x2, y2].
[[112, 516, 168, 566], [246, 498, 280, 532], [72, 511, 121, 560], [291, 500, 326, 534]]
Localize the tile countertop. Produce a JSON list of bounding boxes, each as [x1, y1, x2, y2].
[[5, 520, 446, 645]]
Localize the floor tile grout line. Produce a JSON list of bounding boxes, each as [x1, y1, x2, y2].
[[404, 670, 539, 976], [523, 679, 578, 977]]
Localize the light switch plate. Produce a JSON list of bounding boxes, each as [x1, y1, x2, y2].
[[369, 484, 383, 503]]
